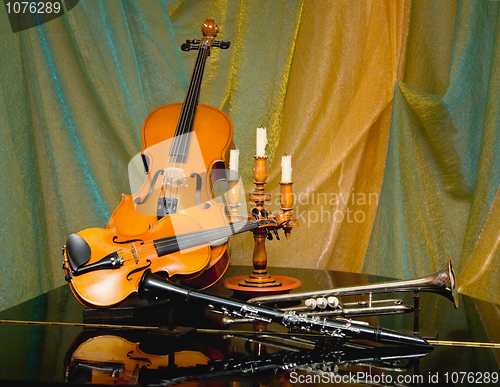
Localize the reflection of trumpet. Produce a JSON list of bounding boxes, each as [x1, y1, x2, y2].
[[246, 259, 458, 317]]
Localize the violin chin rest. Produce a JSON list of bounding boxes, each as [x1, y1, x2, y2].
[[66, 234, 91, 271]]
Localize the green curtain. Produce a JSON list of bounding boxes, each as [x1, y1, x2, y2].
[[364, 0, 500, 305], [0, 0, 185, 311]]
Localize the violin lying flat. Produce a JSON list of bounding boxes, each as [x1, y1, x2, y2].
[[63, 216, 277, 308]]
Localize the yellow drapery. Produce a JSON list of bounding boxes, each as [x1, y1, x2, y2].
[[364, 0, 500, 306], [230, 0, 412, 274]]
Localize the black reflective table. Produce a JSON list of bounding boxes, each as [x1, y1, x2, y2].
[[0, 266, 499, 386]]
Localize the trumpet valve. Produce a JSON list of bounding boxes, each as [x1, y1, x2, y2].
[[305, 298, 317, 310], [327, 296, 340, 309], [316, 297, 328, 309]]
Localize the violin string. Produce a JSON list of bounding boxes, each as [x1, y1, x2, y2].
[[161, 41, 203, 200], [178, 41, 208, 159], [168, 175, 174, 199], [110, 220, 258, 264], [172, 42, 206, 168], [162, 39, 209, 206], [175, 40, 207, 158], [129, 38, 215, 257], [118, 220, 256, 261], [174, 180, 180, 206]]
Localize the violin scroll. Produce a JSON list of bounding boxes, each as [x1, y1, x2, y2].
[[181, 19, 230, 51]]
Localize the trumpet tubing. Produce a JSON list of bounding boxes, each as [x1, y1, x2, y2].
[[247, 259, 459, 314]]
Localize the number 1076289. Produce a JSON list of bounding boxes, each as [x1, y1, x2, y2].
[[5, 2, 61, 14]]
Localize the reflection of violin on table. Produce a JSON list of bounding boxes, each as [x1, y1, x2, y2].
[[62, 20, 246, 308], [64, 329, 223, 385]]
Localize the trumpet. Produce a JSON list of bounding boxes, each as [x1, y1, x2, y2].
[[246, 259, 458, 317]]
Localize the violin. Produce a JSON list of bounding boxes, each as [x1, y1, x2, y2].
[[106, 19, 233, 286], [63, 215, 277, 308]]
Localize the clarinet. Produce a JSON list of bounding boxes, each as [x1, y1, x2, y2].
[[138, 270, 430, 347]]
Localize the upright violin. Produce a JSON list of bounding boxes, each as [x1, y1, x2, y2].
[[106, 19, 234, 286], [63, 20, 239, 308]]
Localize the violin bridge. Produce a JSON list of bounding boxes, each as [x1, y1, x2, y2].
[[131, 243, 139, 264], [164, 167, 188, 188]]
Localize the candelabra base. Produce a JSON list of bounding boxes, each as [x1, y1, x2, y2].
[[222, 275, 301, 299], [239, 271, 282, 287]]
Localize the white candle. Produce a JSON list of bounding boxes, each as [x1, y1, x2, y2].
[[256, 127, 267, 157], [281, 154, 292, 183], [229, 149, 239, 174]]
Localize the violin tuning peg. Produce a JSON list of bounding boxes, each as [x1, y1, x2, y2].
[[273, 229, 280, 240], [261, 209, 269, 218], [251, 208, 260, 220], [213, 40, 230, 49], [181, 40, 201, 51], [221, 41, 230, 49]]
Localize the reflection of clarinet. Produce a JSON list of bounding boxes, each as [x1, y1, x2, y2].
[[138, 340, 431, 386], [138, 270, 430, 347]]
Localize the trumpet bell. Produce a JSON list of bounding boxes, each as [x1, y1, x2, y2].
[[435, 258, 458, 309]]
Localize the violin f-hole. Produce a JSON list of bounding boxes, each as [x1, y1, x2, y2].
[[112, 236, 145, 245], [126, 259, 152, 282], [134, 170, 164, 205], [190, 173, 210, 210]]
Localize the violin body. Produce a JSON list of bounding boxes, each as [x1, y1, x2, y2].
[[63, 214, 276, 309], [106, 196, 229, 293], [65, 213, 210, 308], [115, 102, 233, 234], [107, 102, 233, 289]]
